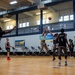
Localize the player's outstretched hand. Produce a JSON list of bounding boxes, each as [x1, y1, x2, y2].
[[13, 26, 16, 29]]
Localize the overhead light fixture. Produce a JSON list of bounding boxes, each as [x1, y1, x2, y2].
[[10, 1, 17, 5], [4, 19, 11, 22], [36, 11, 47, 15]]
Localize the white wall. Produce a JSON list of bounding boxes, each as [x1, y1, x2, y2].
[[1, 31, 75, 52]]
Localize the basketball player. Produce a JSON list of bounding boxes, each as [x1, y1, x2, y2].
[[0, 26, 16, 41], [69, 39, 74, 57], [0, 26, 16, 52], [5, 38, 13, 60], [57, 28, 68, 66], [43, 26, 58, 61], [0, 26, 16, 54], [41, 26, 57, 54], [40, 33, 49, 53], [40, 26, 50, 53], [52, 33, 59, 61], [42, 26, 50, 36]]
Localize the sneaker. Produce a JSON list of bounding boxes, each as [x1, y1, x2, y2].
[[52, 58, 55, 61], [8, 57, 11, 60], [7, 57, 11, 60], [58, 62, 61, 66], [65, 61, 67, 66]]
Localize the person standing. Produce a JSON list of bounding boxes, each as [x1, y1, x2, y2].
[[0, 26, 16, 53], [0, 26, 16, 41], [5, 38, 13, 60], [40, 33, 49, 53], [57, 28, 68, 66], [52, 33, 59, 61], [69, 39, 74, 58], [40, 26, 50, 53]]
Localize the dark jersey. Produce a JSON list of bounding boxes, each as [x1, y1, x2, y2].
[[5, 42, 10, 50], [69, 42, 74, 49], [58, 33, 67, 47], [53, 37, 57, 44]]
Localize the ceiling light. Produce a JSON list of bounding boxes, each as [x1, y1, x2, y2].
[[10, 1, 17, 5], [4, 19, 11, 22]]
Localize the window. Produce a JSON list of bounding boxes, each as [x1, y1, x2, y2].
[[59, 15, 73, 22], [59, 16, 63, 22], [37, 19, 48, 25], [26, 22, 29, 26], [7, 26, 10, 30], [70, 15, 74, 20], [10, 25, 13, 29], [43, 19, 45, 24], [19, 22, 29, 28], [23, 23, 26, 27], [37, 19, 50, 24], [6, 25, 13, 30], [19, 23, 22, 28], [46, 19, 49, 23], [64, 15, 69, 21], [37, 20, 40, 25]]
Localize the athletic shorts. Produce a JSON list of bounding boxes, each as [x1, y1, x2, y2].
[[69, 48, 73, 52], [6, 48, 10, 52], [41, 42, 46, 47]]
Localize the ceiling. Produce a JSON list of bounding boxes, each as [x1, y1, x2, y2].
[[0, 0, 47, 11], [18, 1, 73, 18], [0, 0, 73, 12], [51, 1, 73, 11]]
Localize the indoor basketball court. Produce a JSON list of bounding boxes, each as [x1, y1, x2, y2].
[[0, 56, 75, 75], [0, 0, 75, 75]]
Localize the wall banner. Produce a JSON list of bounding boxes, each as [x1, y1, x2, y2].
[[39, 33, 54, 42], [15, 40, 25, 47]]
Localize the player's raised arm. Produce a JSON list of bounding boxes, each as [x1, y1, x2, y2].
[[50, 31, 54, 36], [4, 26, 16, 34]]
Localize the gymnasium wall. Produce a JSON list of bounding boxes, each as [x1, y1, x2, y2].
[[0, 12, 59, 30], [0, 8, 73, 30], [1, 31, 75, 52]]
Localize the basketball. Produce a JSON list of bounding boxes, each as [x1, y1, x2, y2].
[[48, 17, 52, 20]]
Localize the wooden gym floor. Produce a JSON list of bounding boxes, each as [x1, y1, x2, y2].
[[0, 56, 75, 75]]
